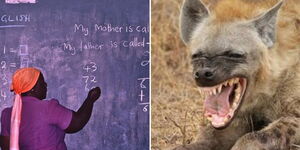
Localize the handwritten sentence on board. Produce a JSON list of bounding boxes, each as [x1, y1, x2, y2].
[[63, 38, 147, 55], [74, 24, 149, 36]]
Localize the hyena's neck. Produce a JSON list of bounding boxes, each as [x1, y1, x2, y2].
[[247, 48, 300, 115], [261, 47, 300, 95]]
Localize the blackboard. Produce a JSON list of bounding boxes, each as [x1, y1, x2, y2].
[[0, 0, 149, 149]]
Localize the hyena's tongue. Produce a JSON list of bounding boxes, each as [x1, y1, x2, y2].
[[204, 85, 234, 124]]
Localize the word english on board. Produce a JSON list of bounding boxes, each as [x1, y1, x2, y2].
[[1, 14, 31, 23]]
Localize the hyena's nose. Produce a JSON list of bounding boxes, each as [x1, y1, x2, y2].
[[195, 69, 214, 79], [194, 68, 215, 84]]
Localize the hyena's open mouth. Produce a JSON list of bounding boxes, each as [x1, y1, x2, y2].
[[199, 77, 247, 128]]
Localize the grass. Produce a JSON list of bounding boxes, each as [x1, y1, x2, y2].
[[151, 0, 207, 149]]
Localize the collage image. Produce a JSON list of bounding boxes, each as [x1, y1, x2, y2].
[[0, 0, 300, 150]]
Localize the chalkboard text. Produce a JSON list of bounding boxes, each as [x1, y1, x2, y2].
[[0, 14, 31, 23], [74, 24, 149, 36], [94, 24, 123, 33]]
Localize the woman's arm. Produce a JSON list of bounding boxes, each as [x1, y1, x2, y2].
[[64, 87, 101, 133], [0, 135, 9, 150]]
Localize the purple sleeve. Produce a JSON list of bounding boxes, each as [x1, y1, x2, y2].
[[1, 108, 11, 136], [47, 99, 73, 130]]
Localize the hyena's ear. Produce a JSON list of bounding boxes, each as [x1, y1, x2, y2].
[[180, 0, 209, 44], [250, 1, 283, 48]]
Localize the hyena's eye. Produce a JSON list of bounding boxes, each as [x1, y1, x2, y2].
[[223, 51, 245, 59], [229, 53, 244, 58], [191, 52, 204, 59]]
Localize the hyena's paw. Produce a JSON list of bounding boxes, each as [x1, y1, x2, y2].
[[231, 133, 265, 150]]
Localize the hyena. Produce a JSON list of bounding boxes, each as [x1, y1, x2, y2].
[[174, 0, 300, 149]]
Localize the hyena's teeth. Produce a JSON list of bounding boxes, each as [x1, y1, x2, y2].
[[207, 91, 210, 96], [198, 89, 203, 95], [224, 116, 229, 123], [206, 91, 210, 96], [207, 115, 212, 121], [209, 90, 214, 95], [199, 77, 242, 96], [223, 81, 229, 86], [201, 90, 206, 96], [235, 94, 240, 102], [234, 78, 239, 83], [232, 83, 242, 107], [217, 85, 222, 93], [213, 88, 217, 95], [232, 101, 238, 108], [235, 82, 241, 93]]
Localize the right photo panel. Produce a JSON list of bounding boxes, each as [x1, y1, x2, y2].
[[151, 0, 300, 150]]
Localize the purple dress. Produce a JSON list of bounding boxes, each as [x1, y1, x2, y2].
[[1, 96, 73, 150]]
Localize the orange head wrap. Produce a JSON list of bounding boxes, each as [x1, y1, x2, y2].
[[11, 67, 41, 94], [10, 67, 41, 150]]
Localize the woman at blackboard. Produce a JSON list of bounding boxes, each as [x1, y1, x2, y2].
[[0, 67, 101, 150]]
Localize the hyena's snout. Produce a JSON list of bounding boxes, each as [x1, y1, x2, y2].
[[194, 67, 218, 87]]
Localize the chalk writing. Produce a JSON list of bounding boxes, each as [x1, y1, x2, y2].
[[0, 14, 31, 23], [141, 51, 149, 67], [63, 43, 76, 55], [0, 62, 8, 101], [137, 77, 149, 89], [137, 47, 149, 112], [62, 38, 146, 55], [137, 77, 149, 112], [82, 62, 98, 91], [139, 90, 145, 102], [20, 56, 29, 68], [9, 48, 17, 53], [2, 46, 5, 54], [94, 24, 124, 33], [125, 26, 133, 32], [122, 37, 146, 48], [74, 24, 89, 36], [63, 41, 104, 55], [139, 103, 149, 112], [135, 26, 149, 33], [0, 25, 26, 28], [109, 37, 147, 48], [73, 23, 149, 36], [0, 61, 19, 73], [83, 62, 97, 73], [0, 90, 6, 101], [19, 45, 29, 56], [80, 41, 104, 52], [9, 63, 17, 68], [3, 44, 29, 55], [1, 74, 8, 86], [1, 61, 6, 70]]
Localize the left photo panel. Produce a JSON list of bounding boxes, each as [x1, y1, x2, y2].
[[0, 0, 149, 150]]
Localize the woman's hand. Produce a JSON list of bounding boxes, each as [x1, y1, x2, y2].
[[65, 87, 101, 134], [87, 87, 101, 103]]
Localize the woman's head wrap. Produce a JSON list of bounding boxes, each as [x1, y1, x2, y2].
[[9, 67, 40, 150]]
